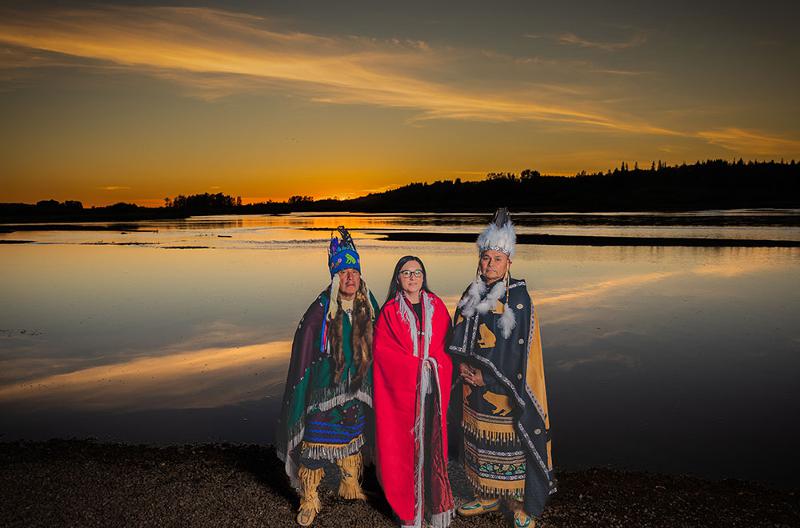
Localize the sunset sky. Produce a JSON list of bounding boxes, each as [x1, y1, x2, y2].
[[1, 1, 799, 206]]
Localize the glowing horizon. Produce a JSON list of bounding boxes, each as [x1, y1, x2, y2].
[[1, 2, 798, 206]]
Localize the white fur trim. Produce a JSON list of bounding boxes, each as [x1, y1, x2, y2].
[[327, 277, 340, 320], [459, 279, 505, 317], [499, 302, 516, 339]]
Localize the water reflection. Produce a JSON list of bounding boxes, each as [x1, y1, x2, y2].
[[1, 214, 799, 486], [3, 211, 800, 246], [0, 340, 291, 410]]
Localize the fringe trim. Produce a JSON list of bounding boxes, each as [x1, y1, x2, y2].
[[412, 362, 431, 527], [336, 451, 366, 500], [280, 424, 306, 490], [307, 381, 373, 413], [462, 424, 518, 444], [395, 290, 435, 359], [462, 412, 517, 444], [422, 292, 434, 359], [464, 468, 525, 499], [283, 379, 372, 490], [301, 434, 365, 461], [405, 360, 450, 528], [464, 428, 518, 444], [402, 511, 454, 528], [298, 465, 325, 514], [429, 509, 455, 528], [397, 292, 420, 357], [354, 388, 373, 408]]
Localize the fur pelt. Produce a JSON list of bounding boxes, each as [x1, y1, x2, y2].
[[328, 280, 373, 386], [457, 275, 516, 339]]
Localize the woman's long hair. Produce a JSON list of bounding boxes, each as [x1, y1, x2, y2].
[[385, 255, 430, 304]]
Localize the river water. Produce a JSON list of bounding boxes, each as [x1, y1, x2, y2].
[[1, 212, 799, 487]]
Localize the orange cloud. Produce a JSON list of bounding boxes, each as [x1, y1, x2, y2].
[[3, 6, 797, 161], [0, 5, 677, 135], [696, 128, 800, 156]]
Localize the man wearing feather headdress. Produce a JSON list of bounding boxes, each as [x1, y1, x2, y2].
[[275, 226, 379, 526], [449, 209, 556, 528]]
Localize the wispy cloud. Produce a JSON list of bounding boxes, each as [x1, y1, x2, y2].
[[98, 185, 131, 191], [0, 44, 76, 85], [449, 170, 489, 176], [589, 68, 651, 76], [3, 6, 796, 154], [696, 128, 800, 155], [557, 32, 647, 51], [305, 182, 403, 200], [0, 5, 674, 135], [0, 44, 80, 70]]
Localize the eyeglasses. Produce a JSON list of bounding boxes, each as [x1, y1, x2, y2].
[[398, 269, 423, 278]]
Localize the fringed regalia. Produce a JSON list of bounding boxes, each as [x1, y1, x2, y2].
[[276, 286, 379, 489], [374, 291, 455, 528], [276, 226, 379, 509], [449, 276, 556, 517]]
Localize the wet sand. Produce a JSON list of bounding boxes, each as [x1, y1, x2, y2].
[[1, 440, 797, 527]]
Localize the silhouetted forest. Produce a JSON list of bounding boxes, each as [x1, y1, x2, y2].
[[337, 159, 800, 213], [2, 159, 798, 221], [0, 199, 187, 223]]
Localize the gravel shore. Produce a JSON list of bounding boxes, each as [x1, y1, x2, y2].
[[1, 440, 797, 528]]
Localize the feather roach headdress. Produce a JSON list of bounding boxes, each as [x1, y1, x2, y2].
[[477, 207, 516, 258], [458, 208, 518, 338]]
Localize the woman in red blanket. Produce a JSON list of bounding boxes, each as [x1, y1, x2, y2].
[[374, 256, 455, 528]]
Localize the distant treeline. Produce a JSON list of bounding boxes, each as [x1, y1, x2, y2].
[[168, 159, 800, 213], [0, 199, 187, 223], [2, 159, 798, 221], [336, 159, 800, 212]]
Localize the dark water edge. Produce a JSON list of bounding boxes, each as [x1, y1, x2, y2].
[[0, 223, 160, 233], [1, 440, 797, 528], [378, 232, 800, 247]]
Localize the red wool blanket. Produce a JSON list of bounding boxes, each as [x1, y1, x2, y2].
[[374, 291, 454, 525]]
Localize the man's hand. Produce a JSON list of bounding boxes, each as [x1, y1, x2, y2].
[[459, 363, 485, 387]]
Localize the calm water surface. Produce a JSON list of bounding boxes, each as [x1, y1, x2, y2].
[[1, 213, 799, 487]]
